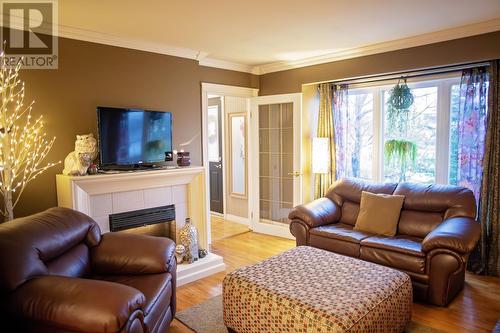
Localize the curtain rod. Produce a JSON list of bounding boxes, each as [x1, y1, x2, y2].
[[311, 61, 491, 87]]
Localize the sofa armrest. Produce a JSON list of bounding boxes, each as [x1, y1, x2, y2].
[[422, 217, 480, 254], [288, 197, 340, 228], [10, 276, 145, 332], [92, 232, 176, 275]]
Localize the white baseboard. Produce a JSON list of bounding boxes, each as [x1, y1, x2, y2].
[[224, 213, 250, 226], [177, 253, 226, 287], [250, 222, 295, 240], [210, 211, 224, 217]]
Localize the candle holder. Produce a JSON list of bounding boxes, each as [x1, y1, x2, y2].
[[177, 151, 191, 167]]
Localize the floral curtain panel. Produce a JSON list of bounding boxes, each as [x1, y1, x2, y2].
[[332, 85, 349, 180], [454, 67, 489, 203], [314, 83, 336, 199], [471, 61, 500, 276]]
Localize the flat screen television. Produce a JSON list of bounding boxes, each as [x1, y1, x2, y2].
[[97, 107, 173, 169]]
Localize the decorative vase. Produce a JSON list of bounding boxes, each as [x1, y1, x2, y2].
[[179, 218, 199, 264]]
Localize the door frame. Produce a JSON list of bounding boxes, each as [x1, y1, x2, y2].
[[207, 99, 224, 215], [201, 83, 258, 245], [250, 93, 302, 239]]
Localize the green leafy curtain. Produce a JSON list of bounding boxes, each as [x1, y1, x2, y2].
[[314, 83, 336, 199], [470, 60, 500, 276]]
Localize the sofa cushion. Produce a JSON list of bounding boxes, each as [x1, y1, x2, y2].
[[354, 191, 405, 236], [339, 201, 360, 226], [361, 235, 424, 257], [10, 276, 145, 333], [310, 223, 374, 243], [360, 235, 426, 274], [393, 182, 476, 219], [98, 272, 172, 316], [309, 223, 374, 258], [0, 207, 100, 293], [397, 209, 444, 238]]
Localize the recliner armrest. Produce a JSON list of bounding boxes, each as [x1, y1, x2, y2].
[[422, 217, 480, 254], [9, 275, 145, 332], [92, 232, 176, 275], [288, 197, 340, 228]]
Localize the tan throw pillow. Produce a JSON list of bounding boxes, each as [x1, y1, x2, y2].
[[354, 191, 405, 237]]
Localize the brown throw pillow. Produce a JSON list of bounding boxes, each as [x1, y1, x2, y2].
[[354, 191, 405, 237]]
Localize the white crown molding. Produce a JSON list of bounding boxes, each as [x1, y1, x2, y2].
[[57, 24, 205, 61], [256, 18, 500, 75], [198, 57, 260, 75]]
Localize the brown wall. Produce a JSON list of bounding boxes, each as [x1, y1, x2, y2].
[[259, 31, 500, 95], [15, 37, 258, 218]]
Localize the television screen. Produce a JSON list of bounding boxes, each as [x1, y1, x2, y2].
[[97, 107, 173, 166]]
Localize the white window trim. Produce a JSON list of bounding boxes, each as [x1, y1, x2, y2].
[[347, 74, 461, 184]]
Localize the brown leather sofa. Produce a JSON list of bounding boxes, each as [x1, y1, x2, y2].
[[289, 178, 481, 306], [0, 207, 176, 333]]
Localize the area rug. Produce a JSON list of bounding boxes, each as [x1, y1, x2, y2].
[[175, 295, 444, 333]]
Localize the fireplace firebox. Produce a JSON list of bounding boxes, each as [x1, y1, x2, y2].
[[109, 204, 176, 241]]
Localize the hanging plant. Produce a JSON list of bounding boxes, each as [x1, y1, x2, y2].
[[384, 139, 417, 166], [387, 78, 414, 110], [386, 78, 414, 132], [384, 139, 417, 181]]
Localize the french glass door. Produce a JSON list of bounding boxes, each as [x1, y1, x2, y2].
[[250, 93, 302, 238]]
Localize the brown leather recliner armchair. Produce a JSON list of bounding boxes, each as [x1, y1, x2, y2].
[[0, 207, 176, 333], [289, 178, 481, 306]]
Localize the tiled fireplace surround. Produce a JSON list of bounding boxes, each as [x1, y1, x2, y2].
[[56, 166, 225, 285]]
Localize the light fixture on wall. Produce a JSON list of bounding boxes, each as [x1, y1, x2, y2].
[[312, 137, 330, 174]]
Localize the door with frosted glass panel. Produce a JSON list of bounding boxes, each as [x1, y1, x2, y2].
[[250, 94, 301, 238]]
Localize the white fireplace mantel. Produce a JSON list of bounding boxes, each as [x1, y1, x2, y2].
[[56, 166, 225, 285]]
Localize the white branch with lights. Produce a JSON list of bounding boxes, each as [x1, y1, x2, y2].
[[0, 50, 59, 221]]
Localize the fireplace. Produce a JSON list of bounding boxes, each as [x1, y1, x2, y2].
[[109, 204, 176, 241], [56, 167, 226, 286]]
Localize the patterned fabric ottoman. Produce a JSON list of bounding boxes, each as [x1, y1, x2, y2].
[[223, 246, 412, 333]]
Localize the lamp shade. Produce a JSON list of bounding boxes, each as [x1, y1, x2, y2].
[[312, 137, 330, 174]]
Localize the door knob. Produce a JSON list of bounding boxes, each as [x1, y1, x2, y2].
[[287, 171, 301, 177]]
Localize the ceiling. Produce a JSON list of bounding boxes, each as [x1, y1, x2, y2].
[[57, 0, 500, 73]]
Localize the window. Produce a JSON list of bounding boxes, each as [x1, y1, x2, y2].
[[448, 84, 461, 185], [345, 74, 461, 184], [346, 91, 374, 180]]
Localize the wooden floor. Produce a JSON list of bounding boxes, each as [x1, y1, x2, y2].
[[170, 230, 500, 333], [210, 214, 250, 242]]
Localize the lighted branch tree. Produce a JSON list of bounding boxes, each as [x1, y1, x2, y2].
[[0, 51, 59, 221]]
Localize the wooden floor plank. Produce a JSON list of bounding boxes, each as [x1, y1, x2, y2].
[[210, 214, 250, 242]]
